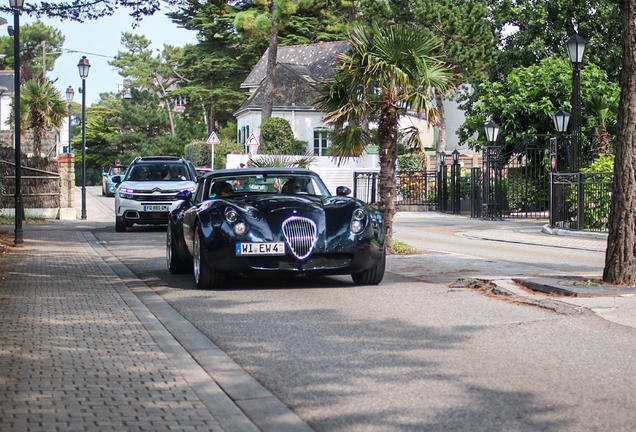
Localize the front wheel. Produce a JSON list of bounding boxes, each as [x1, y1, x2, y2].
[[115, 217, 127, 232], [193, 224, 225, 289], [167, 223, 190, 273], [351, 247, 386, 285]]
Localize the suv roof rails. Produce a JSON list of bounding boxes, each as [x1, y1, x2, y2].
[[135, 156, 182, 162]]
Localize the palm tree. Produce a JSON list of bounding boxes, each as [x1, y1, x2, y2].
[[20, 79, 67, 156], [585, 93, 617, 159], [316, 23, 451, 252]]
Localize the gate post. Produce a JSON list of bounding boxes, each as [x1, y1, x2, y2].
[[58, 153, 76, 220], [482, 145, 503, 220]]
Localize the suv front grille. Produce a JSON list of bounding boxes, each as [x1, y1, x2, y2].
[[131, 192, 181, 202]]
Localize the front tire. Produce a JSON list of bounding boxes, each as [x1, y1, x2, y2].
[[115, 217, 127, 232], [167, 223, 190, 273], [351, 247, 386, 285], [193, 224, 225, 289]]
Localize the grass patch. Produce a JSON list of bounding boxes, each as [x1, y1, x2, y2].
[[391, 240, 419, 255], [0, 215, 47, 225]]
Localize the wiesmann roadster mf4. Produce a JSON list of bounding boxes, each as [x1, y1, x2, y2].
[[166, 168, 386, 289]]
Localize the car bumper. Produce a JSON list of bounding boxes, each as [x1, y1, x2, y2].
[[201, 241, 384, 277], [116, 200, 182, 225]]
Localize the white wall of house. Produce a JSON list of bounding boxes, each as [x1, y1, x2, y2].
[[236, 108, 327, 155], [0, 94, 9, 131], [60, 116, 71, 154]]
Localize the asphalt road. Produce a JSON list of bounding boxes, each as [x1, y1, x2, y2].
[[91, 187, 636, 432]]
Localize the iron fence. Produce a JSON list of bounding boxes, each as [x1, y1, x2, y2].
[[550, 172, 612, 232]]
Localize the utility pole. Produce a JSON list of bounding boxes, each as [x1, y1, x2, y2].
[[41, 40, 45, 79]]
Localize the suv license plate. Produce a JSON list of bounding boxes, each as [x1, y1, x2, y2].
[[236, 242, 285, 255], [143, 205, 169, 212]]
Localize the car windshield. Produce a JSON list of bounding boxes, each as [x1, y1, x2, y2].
[[208, 173, 330, 198], [108, 165, 128, 176], [126, 164, 192, 182]]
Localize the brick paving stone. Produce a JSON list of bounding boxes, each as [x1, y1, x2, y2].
[[0, 230, 225, 432]]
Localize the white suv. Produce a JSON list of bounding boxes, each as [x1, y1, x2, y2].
[[114, 156, 197, 232]]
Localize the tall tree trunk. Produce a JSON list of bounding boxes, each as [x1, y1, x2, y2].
[[434, 90, 446, 163], [603, 0, 636, 284], [377, 103, 399, 254], [262, 14, 279, 121], [208, 105, 216, 134]]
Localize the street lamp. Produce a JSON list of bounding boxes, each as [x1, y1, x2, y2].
[[551, 109, 571, 172], [565, 33, 586, 172], [484, 121, 500, 145], [482, 121, 502, 220], [10, 0, 24, 246], [65, 86, 74, 153], [438, 151, 447, 212], [77, 56, 90, 220], [451, 149, 460, 214]]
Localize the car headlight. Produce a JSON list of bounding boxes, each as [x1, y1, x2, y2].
[[224, 207, 249, 235], [350, 208, 367, 234], [234, 222, 248, 235], [224, 207, 239, 223], [119, 187, 134, 199]]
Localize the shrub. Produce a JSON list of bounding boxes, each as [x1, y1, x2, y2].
[[259, 118, 307, 155]]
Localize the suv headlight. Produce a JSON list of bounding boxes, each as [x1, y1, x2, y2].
[[119, 187, 134, 199]]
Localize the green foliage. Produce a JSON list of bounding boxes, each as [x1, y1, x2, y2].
[[397, 154, 426, 171], [18, 79, 67, 155], [582, 154, 614, 173], [490, 0, 621, 83], [249, 153, 316, 168], [259, 117, 307, 155], [0, 20, 65, 80], [185, 140, 244, 169], [185, 142, 210, 168], [390, 240, 419, 255], [457, 57, 620, 154]]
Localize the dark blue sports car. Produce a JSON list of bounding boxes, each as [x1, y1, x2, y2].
[[166, 167, 385, 289]]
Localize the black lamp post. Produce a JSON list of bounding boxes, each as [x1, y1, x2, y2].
[[482, 121, 502, 220], [451, 149, 460, 214], [65, 86, 74, 154], [565, 34, 586, 172], [550, 109, 571, 172], [10, 0, 23, 246], [437, 151, 447, 212], [77, 56, 90, 220]]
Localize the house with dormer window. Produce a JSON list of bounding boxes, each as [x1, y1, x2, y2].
[[234, 41, 474, 170], [235, 41, 353, 158]]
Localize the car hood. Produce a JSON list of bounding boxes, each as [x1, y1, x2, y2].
[[238, 195, 324, 212], [121, 180, 196, 191]]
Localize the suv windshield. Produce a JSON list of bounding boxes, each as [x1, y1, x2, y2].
[[125, 163, 192, 182]]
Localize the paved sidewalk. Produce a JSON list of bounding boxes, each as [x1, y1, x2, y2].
[[0, 220, 311, 431]]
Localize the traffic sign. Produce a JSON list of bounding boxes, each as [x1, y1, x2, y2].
[[207, 131, 220, 145], [245, 132, 260, 147]]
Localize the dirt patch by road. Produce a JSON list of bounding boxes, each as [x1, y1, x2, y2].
[[0, 231, 14, 255]]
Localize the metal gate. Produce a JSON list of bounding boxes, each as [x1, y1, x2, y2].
[[470, 134, 552, 219]]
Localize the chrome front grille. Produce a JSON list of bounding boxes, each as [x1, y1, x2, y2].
[[282, 216, 317, 260]]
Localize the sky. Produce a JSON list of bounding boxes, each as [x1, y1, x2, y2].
[[20, 7, 198, 105]]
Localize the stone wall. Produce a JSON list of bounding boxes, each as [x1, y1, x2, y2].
[[0, 146, 76, 220]]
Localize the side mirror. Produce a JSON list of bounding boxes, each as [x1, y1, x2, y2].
[[336, 186, 351, 196], [176, 189, 193, 202], [112, 175, 122, 184]]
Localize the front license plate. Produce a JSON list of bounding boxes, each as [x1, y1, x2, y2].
[[143, 205, 169, 212], [236, 242, 285, 255]]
